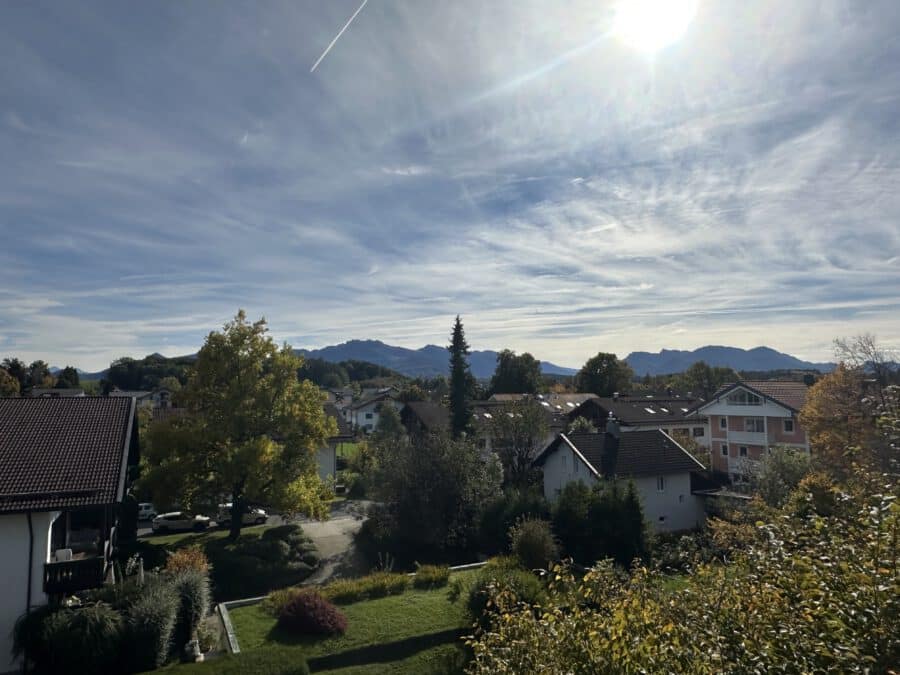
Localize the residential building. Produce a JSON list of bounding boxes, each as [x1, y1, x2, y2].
[[689, 381, 810, 479], [400, 401, 450, 436], [108, 388, 155, 408], [533, 422, 707, 532], [348, 391, 402, 434], [27, 388, 86, 398], [568, 393, 710, 448], [0, 397, 139, 672]]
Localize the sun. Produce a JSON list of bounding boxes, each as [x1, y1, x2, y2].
[[612, 0, 699, 53]]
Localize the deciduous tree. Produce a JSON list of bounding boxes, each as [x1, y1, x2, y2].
[[139, 310, 336, 539], [54, 365, 80, 389], [0, 368, 20, 396], [488, 400, 549, 486], [574, 352, 634, 397], [490, 350, 542, 395]]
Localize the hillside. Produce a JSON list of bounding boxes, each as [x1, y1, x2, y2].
[[625, 346, 835, 376], [299, 340, 577, 379]]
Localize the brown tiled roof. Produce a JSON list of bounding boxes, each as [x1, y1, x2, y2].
[[401, 401, 450, 433], [704, 380, 809, 412], [0, 397, 135, 514], [535, 430, 704, 477]]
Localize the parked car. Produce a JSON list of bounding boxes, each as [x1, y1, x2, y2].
[[151, 512, 211, 533], [216, 503, 268, 526], [137, 502, 157, 521]]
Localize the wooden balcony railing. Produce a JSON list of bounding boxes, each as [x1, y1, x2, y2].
[[43, 557, 106, 595]]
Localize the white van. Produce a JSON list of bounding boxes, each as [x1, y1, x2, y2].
[[138, 502, 157, 520]]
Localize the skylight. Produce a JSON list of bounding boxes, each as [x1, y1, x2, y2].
[[566, 402, 576, 408], [660, 407, 669, 413], [483, 412, 492, 419], [681, 407, 688, 413], [645, 407, 656, 414]]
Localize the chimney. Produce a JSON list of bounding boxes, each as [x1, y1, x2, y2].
[[601, 413, 620, 477], [606, 412, 621, 438], [612, 391, 619, 400]]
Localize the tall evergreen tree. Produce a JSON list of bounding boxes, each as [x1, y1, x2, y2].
[[448, 315, 474, 438]]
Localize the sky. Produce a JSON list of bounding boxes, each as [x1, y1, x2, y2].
[[1, 0, 899, 371]]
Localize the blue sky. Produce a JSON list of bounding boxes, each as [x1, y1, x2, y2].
[[1, 0, 899, 371]]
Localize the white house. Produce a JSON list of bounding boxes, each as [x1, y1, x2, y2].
[[533, 421, 707, 532], [348, 391, 402, 434], [319, 403, 354, 481], [0, 396, 138, 673]]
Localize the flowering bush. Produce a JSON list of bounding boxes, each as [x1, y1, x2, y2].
[[277, 591, 347, 636], [165, 546, 210, 574]]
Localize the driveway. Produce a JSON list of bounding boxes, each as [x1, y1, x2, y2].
[[299, 499, 371, 585]]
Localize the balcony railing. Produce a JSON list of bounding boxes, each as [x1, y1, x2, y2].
[[44, 557, 106, 595]]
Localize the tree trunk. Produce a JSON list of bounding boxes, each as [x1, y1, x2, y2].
[[229, 488, 246, 540]]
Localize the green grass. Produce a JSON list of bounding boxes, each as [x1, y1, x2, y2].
[[203, 571, 476, 674], [335, 442, 361, 460], [148, 524, 271, 549]]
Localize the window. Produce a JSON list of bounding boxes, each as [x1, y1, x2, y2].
[[739, 446, 748, 457], [656, 476, 666, 492], [719, 417, 727, 430], [658, 516, 667, 523], [574, 457, 579, 473], [562, 454, 567, 470], [784, 419, 794, 433], [721, 443, 728, 456], [365, 412, 373, 420], [693, 427, 705, 437], [744, 417, 764, 433], [679, 494, 684, 503], [726, 390, 762, 405]]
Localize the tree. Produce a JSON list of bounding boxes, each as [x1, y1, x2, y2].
[[372, 403, 405, 443], [834, 333, 899, 389], [675, 361, 738, 398], [27, 360, 53, 389], [750, 446, 812, 507], [2, 358, 27, 392], [488, 400, 549, 487], [448, 316, 474, 438], [366, 432, 502, 561], [157, 375, 182, 392], [54, 366, 80, 389], [0, 368, 20, 396], [799, 364, 877, 475], [567, 416, 597, 434], [139, 311, 336, 539], [573, 352, 634, 397], [398, 383, 427, 403], [490, 350, 542, 395]]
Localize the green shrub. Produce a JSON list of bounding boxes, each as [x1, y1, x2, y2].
[[479, 489, 551, 554], [413, 564, 451, 589], [261, 587, 306, 617], [125, 580, 179, 672], [322, 571, 410, 604], [278, 591, 347, 636], [170, 569, 211, 655], [466, 567, 546, 627], [14, 603, 124, 674], [509, 517, 559, 570]]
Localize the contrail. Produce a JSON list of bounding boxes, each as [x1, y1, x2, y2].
[[310, 0, 368, 73]]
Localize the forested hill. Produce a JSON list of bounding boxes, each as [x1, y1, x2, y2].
[[625, 346, 835, 377]]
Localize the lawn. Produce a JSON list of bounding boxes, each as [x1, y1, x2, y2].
[[188, 572, 476, 674], [139, 524, 319, 601]]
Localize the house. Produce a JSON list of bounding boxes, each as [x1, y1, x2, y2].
[[0, 397, 138, 672], [348, 391, 402, 434], [569, 394, 710, 448], [319, 404, 354, 481], [27, 388, 86, 398], [533, 420, 707, 532], [400, 401, 450, 436], [688, 381, 810, 480], [109, 388, 155, 408]]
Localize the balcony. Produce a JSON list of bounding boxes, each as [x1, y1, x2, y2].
[[727, 431, 767, 446], [44, 557, 106, 595]]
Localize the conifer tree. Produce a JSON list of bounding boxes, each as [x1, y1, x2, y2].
[[448, 315, 474, 438]]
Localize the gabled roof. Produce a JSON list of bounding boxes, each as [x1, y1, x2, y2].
[[109, 389, 154, 400], [534, 430, 704, 477], [0, 397, 136, 514], [696, 380, 808, 413], [29, 388, 86, 398], [401, 401, 450, 433], [571, 396, 705, 425], [349, 391, 395, 411], [324, 403, 353, 439]]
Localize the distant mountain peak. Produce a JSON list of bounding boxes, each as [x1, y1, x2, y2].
[[625, 345, 834, 376]]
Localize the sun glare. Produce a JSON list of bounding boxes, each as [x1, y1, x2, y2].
[[613, 0, 698, 53]]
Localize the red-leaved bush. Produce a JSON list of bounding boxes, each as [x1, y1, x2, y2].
[[277, 591, 347, 636]]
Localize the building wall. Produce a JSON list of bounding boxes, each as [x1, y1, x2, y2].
[[0, 511, 59, 673], [541, 449, 705, 533], [708, 411, 809, 474], [317, 446, 336, 481], [351, 399, 402, 434], [632, 473, 706, 532]]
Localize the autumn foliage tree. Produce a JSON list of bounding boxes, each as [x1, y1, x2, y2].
[[140, 311, 336, 539], [574, 352, 634, 396]]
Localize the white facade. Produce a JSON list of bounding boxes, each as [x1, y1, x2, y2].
[[540, 440, 705, 533], [350, 398, 402, 434], [0, 511, 59, 673]]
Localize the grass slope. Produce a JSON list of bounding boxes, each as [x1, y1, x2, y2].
[[220, 572, 474, 674]]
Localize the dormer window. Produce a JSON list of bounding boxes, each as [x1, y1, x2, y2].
[[726, 390, 762, 406]]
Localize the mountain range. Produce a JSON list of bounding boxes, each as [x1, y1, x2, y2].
[[298, 340, 578, 379], [624, 346, 835, 376], [52, 342, 835, 382]]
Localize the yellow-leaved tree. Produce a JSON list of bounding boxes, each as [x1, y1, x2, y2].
[[140, 310, 336, 538]]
